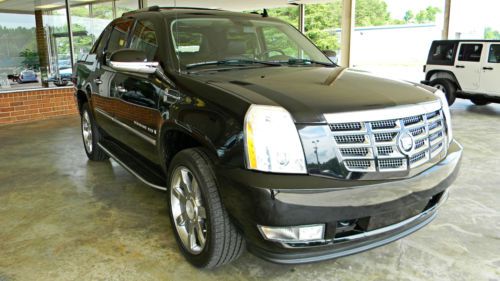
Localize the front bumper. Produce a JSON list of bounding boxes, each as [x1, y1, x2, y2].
[[216, 140, 462, 264]]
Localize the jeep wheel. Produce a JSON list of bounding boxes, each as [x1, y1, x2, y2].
[[167, 148, 245, 268], [430, 79, 456, 106], [471, 98, 490, 106], [81, 103, 109, 161]]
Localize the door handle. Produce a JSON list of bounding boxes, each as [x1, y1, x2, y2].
[[94, 78, 103, 84], [483, 67, 494, 70], [163, 89, 181, 104], [455, 65, 465, 68], [116, 86, 127, 93]]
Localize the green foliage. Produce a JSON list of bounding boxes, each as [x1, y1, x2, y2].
[[355, 0, 391, 26], [19, 49, 39, 69], [484, 27, 500, 39], [267, 1, 441, 51], [415, 6, 441, 24]]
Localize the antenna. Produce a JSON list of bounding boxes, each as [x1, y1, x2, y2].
[[261, 9, 268, 17]]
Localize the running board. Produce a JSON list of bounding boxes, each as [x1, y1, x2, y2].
[[98, 141, 167, 191]]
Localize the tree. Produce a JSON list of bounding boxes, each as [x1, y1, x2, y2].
[[484, 27, 500, 39], [415, 6, 441, 24], [19, 49, 39, 70], [404, 10, 414, 23]]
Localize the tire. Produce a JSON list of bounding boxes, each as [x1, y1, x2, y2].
[[167, 148, 245, 268], [470, 97, 490, 106], [81, 103, 109, 161], [429, 78, 456, 106]]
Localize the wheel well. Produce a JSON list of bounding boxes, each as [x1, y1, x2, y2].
[[162, 130, 206, 173], [76, 90, 88, 114], [427, 70, 461, 90]]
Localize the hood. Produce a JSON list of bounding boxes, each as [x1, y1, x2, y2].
[[188, 66, 438, 123]]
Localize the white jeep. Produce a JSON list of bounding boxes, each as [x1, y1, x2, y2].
[[422, 40, 500, 105]]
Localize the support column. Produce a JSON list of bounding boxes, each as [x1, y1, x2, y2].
[[340, 0, 355, 67], [64, 0, 75, 67], [298, 4, 305, 34], [34, 10, 49, 87], [442, 0, 451, 39]]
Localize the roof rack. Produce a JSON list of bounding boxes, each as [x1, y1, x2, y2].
[[122, 5, 160, 17]]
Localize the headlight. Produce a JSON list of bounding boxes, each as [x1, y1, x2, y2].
[[435, 90, 453, 144], [244, 105, 307, 174]]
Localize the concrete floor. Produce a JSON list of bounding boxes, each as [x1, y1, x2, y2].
[[0, 99, 499, 281]]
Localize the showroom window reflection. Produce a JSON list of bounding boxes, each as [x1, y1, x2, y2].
[[0, 0, 139, 92]]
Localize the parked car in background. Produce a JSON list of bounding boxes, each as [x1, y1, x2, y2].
[[17, 69, 38, 83], [422, 40, 500, 105], [75, 7, 462, 269], [49, 66, 73, 87]]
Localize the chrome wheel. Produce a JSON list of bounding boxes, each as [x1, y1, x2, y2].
[[170, 166, 207, 254], [82, 111, 93, 153]]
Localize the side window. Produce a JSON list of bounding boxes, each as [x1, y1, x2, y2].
[[106, 19, 134, 57], [130, 20, 158, 61], [91, 26, 111, 55], [488, 44, 500, 63], [428, 42, 456, 65], [458, 44, 483, 62]]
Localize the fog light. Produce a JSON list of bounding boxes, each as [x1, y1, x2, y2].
[[258, 224, 325, 242]]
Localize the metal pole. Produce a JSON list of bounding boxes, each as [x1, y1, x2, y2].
[[112, 0, 117, 19], [442, 0, 451, 39], [140, 0, 146, 9], [298, 4, 305, 33], [340, 0, 355, 67], [64, 0, 75, 67]]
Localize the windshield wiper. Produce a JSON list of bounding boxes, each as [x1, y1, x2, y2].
[[186, 59, 281, 69], [283, 59, 337, 67]]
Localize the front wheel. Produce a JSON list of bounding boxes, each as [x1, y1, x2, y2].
[[81, 103, 109, 161], [167, 148, 245, 268], [430, 78, 456, 106]]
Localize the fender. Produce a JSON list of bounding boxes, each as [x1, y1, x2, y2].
[[426, 70, 462, 90]]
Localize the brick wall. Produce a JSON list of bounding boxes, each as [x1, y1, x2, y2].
[[0, 88, 78, 126]]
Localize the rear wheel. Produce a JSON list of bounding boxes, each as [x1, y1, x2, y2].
[[81, 103, 109, 161], [167, 148, 245, 268], [430, 78, 456, 106], [470, 97, 490, 106]]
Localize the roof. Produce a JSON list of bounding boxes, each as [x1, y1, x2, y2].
[[432, 39, 500, 43]]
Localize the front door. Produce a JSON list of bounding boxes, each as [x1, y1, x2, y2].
[[454, 42, 484, 92], [480, 43, 500, 96], [110, 19, 165, 165]]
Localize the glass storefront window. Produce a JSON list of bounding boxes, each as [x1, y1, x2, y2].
[[352, 0, 445, 82], [0, 0, 140, 92]]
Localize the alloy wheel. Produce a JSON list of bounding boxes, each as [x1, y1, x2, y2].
[[82, 111, 93, 153], [170, 166, 208, 254]]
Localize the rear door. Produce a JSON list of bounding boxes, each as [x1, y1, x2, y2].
[[454, 42, 484, 92], [110, 19, 166, 164], [480, 43, 500, 96]]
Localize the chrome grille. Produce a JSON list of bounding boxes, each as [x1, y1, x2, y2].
[[327, 101, 447, 173]]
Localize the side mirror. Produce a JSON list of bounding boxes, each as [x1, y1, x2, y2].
[[108, 49, 158, 74]]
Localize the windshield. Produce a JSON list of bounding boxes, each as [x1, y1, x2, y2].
[[170, 17, 333, 70]]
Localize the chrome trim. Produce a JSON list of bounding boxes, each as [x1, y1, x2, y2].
[[94, 108, 156, 146], [97, 143, 167, 191], [108, 61, 158, 74], [324, 100, 442, 123]]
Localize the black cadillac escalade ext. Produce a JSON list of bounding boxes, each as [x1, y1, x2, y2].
[[74, 6, 463, 268]]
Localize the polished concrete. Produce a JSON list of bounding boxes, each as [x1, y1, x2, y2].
[[0, 99, 499, 281]]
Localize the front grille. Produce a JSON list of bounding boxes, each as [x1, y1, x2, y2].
[[327, 103, 447, 173]]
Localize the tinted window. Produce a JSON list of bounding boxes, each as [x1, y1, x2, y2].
[[458, 44, 483, 62], [428, 42, 455, 65], [130, 20, 158, 61], [106, 19, 134, 56], [91, 26, 111, 55], [488, 44, 500, 63]]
